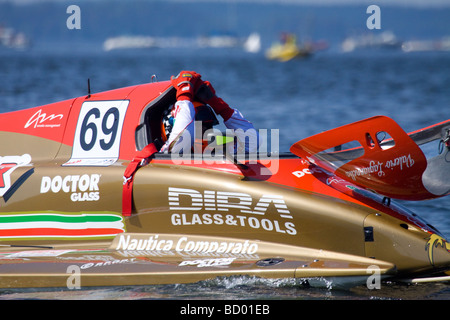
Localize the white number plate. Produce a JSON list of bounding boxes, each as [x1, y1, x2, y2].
[[64, 100, 129, 166]]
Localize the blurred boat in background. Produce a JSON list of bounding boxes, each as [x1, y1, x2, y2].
[[266, 32, 327, 62]]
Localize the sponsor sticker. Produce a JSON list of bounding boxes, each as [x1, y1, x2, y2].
[[179, 257, 235, 268], [0, 154, 32, 197], [40, 174, 101, 202], [168, 187, 297, 235], [115, 234, 259, 255], [24, 109, 64, 129]]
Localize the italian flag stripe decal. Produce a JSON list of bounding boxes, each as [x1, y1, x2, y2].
[[0, 213, 125, 239]]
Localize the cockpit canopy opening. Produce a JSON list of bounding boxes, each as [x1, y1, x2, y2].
[[135, 86, 219, 152]]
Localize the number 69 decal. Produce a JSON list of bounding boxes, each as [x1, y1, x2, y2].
[[67, 100, 129, 166]]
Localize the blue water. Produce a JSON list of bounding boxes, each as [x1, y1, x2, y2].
[[0, 48, 449, 300]]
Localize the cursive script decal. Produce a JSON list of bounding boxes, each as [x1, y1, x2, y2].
[[24, 109, 64, 129], [345, 153, 415, 181]]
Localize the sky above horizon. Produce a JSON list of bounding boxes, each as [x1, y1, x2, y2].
[[1, 0, 449, 7]]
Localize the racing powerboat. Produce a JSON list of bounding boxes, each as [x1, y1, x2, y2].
[[0, 78, 449, 289], [265, 33, 328, 62]]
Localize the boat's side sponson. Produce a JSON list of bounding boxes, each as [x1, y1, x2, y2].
[[0, 232, 395, 288]]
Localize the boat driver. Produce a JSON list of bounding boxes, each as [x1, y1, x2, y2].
[[160, 70, 258, 154]]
